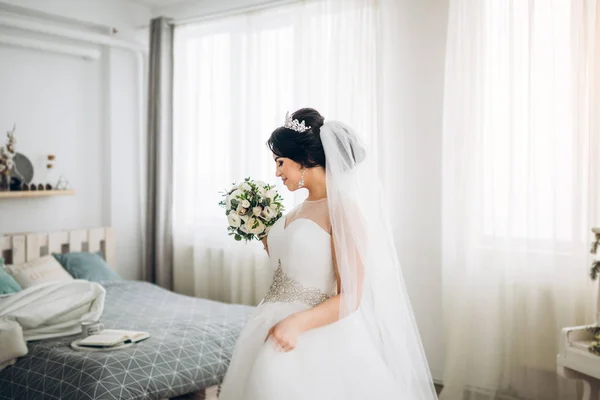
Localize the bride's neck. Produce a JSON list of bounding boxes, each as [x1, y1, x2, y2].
[[305, 183, 327, 201], [306, 187, 327, 201], [305, 167, 327, 201]]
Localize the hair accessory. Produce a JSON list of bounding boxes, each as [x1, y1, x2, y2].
[[284, 111, 311, 133]]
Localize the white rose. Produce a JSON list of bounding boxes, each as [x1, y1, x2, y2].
[[269, 203, 278, 211], [247, 217, 265, 235], [265, 189, 276, 199], [241, 199, 251, 208], [240, 182, 252, 192], [252, 206, 263, 216], [239, 214, 250, 223], [240, 223, 250, 233], [261, 207, 277, 220], [257, 186, 267, 196], [227, 212, 241, 228]]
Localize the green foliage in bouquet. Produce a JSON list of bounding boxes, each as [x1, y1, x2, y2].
[[219, 177, 284, 242]]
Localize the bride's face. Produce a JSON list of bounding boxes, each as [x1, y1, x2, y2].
[[273, 155, 303, 191]]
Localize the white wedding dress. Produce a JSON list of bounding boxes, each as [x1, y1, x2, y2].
[[218, 199, 400, 400]]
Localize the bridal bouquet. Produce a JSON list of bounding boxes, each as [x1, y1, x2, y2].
[[219, 177, 284, 242]]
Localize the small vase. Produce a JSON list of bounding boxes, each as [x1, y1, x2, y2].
[[0, 172, 10, 192]]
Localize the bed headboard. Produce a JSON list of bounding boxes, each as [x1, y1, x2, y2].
[[0, 227, 115, 267]]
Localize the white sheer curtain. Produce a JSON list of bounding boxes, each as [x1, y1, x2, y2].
[[172, 0, 378, 305], [441, 1, 600, 399]]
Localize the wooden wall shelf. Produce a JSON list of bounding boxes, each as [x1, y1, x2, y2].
[[0, 189, 75, 199]]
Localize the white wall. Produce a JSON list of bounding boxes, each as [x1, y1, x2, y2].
[[0, 0, 150, 280]]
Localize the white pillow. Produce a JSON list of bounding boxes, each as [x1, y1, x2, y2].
[[5, 255, 73, 288]]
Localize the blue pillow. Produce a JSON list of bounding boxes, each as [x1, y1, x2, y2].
[[0, 257, 22, 294], [52, 251, 122, 282]]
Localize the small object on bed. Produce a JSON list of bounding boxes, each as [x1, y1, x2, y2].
[[78, 329, 150, 347], [52, 251, 122, 282], [81, 320, 104, 337], [4, 255, 73, 289], [70, 338, 134, 352]]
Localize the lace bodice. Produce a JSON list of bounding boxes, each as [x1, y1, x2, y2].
[[265, 199, 337, 306]]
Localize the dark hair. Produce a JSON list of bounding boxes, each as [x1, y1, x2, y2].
[[267, 108, 326, 168]]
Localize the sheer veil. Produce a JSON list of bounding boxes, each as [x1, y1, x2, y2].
[[320, 121, 437, 398]]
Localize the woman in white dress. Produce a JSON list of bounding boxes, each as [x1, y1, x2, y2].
[[219, 108, 437, 400]]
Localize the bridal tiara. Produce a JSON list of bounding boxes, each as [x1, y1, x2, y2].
[[283, 111, 311, 133]]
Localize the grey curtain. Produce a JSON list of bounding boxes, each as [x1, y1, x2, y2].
[[145, 17, 174, 289]]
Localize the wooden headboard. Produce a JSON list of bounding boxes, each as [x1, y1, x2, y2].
[[0, 227, 115, 267]]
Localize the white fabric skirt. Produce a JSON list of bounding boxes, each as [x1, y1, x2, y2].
[[218, 301, 400, 400]]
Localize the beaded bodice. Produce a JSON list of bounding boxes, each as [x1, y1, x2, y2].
[[264, 199, 337, 307], [263, 260, 331, 307]]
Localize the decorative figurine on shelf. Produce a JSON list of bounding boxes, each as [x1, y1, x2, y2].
[[46, 154, 55, 189], [0, 124, 16, 192], [55, 175, 69, 190], [9, 176, 21, 191]]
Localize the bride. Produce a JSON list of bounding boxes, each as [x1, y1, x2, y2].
[[218, 108, 437, 399]]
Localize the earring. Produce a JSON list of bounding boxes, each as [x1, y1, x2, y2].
[[298, 168, 305, 189]]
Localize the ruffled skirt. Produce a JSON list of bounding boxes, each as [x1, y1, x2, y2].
[[218, 301, 400, 400]]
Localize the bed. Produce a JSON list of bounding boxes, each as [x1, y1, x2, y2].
[[0, 228, 253, 400]]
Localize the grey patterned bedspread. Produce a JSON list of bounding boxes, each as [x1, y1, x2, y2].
[[0, 280, 253, 400]]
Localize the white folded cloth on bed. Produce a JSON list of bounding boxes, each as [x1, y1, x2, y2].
[[0, 318, 28, 371], [0, 279, 106, 341]]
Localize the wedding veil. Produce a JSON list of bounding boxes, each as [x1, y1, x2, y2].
[[320, 121, 437, 398]]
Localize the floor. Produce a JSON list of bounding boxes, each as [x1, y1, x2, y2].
[[172, 383, 444, 399]]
